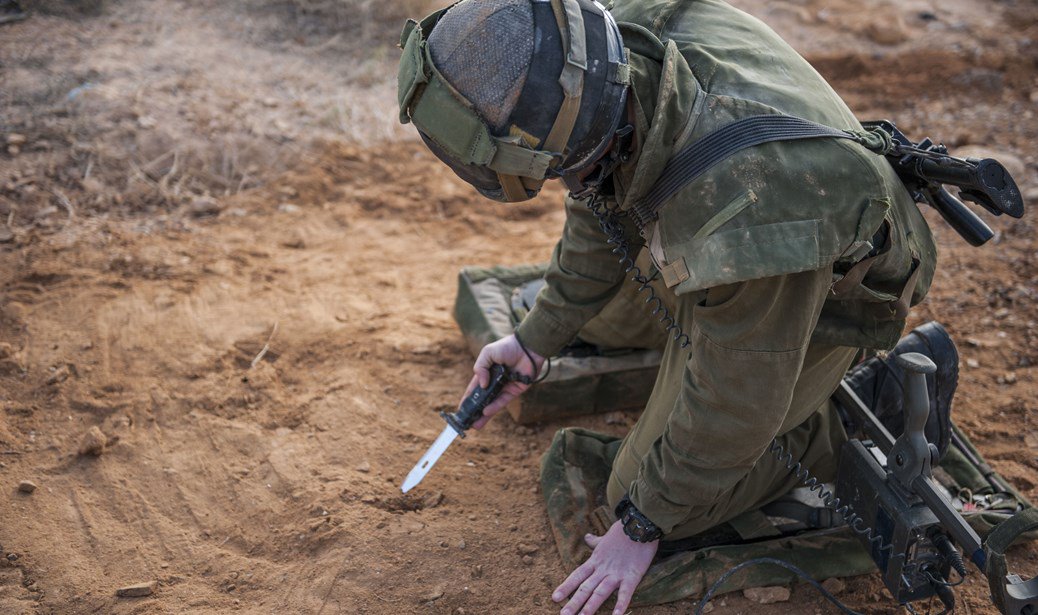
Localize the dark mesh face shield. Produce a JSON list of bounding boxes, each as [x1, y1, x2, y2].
[[397, 0, 629, 203]]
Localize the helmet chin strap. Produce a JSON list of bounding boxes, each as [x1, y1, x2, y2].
[[564, 123, 635, 200]]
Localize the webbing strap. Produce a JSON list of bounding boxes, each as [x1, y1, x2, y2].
[[629, 115, 863, 230], [984, 506, 1038, 614], [530, 0, 588, 193]]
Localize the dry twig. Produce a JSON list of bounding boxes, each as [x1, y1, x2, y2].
[[251, 321, 280, 369]]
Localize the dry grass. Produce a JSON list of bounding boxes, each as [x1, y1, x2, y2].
[[0, 0, 432, 226]]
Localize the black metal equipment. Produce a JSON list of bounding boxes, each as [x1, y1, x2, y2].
[[862, 120, 1025, 247], [833, 355, 1038, 614]]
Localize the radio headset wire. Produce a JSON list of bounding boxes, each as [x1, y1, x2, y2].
[[584, 193, 691, 348]]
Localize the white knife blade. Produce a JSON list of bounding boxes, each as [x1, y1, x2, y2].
[[401, 425, 459, 493]]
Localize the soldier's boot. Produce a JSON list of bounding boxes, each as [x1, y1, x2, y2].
[[841, 320, 959, 460]]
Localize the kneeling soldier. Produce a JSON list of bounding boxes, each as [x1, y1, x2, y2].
[[397, 0, 955, 613]]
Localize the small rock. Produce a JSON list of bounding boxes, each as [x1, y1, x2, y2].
[[6, 134, 27, 146], [360, 495, 377, 504], [521, 555, 534, 566], [190, 196, 222, 218], [355, 460, 370, 474], [422, 491, 444, 509], [281, 231, 306, 250], [457, 539, 466, 550], [277, 203, 300, 213], [467, 514, 477, 521], [743, 586, 791, 604], [700, 601, 715, 613], [7, 553, 18, 561], [517, 543, 539, 555], [17, 480, 37, 494], [116, 581, 156, 597], [471, 565, 483, 579], [81, 177, 105, 194], [966, 358, 980, 369], [863, 16, 909, 45], [6, 145, 19, 156], [419, 584, 445, 602], [1004, 372, 1018, 384], [821, 577, 846, 595], [1024, 432, 1038, 450], [0, 226, 13, 244], [455, 608, 466, 615], [45, 365, 70, 385], [439, 540, 449, 548], [78, 426, 107, 456]]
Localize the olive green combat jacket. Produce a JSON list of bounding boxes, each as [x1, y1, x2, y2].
[[516, 0, 937, 534]]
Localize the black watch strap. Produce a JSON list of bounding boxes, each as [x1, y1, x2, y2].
[[615, 495, 663, 543]]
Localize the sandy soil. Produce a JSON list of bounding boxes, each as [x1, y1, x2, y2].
[[0, 0, 1036, 613]]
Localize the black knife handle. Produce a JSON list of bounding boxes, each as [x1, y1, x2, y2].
[[442, 363, 510, 436]]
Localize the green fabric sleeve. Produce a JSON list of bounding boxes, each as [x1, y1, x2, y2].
[[514, 195, 635, 358], [627, 266, 833, 534]]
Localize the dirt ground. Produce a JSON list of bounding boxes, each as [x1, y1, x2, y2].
[[0, 0, 1036, 613]]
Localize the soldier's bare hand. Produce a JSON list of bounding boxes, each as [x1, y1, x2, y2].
[[553, 521, 657, 615], [461, 335, 545, 429]]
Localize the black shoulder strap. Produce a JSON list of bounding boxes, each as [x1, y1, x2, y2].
[[629, 114, 862, 230]]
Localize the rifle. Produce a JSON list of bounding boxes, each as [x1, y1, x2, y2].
[[830, 354, 1038, 614], [863, 120, 1025, 247]]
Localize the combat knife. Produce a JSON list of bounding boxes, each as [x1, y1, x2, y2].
[[401, 363, 511, 493]]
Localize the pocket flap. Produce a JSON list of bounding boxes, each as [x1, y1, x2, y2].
[[668, 219, 822, 295]]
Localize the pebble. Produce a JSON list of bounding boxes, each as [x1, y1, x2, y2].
[[45, 365, 70, 385], [743, 586, 791, 604], [78, 426, 107, 456], [517, 543, 539, 555], [457, 539, 466, 550], [116, 581, 157, 598], [0, 226, 13, 244], [864, 16, 909, 45], [966, 358, 980, 369], [701, 602, 715, 613], [822, 577, 846, 595], [190, 196, 222, 218], [419, 585, 445, 602], [6, 134, 27, 146], [422, 491, 444, 508], [355, 460, 371, 474], [17, 480, 36, 494], [522, 555, 534, 566], [7, 553, 18, 561], [471, 565, 483, 579]]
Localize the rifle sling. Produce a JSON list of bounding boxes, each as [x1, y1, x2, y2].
[[629, 114, 863, 231]]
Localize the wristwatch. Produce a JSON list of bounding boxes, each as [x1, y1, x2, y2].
[[615, 495, 663, 543]]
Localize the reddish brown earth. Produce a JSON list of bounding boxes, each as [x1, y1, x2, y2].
[[0, 0, 1036, 613]]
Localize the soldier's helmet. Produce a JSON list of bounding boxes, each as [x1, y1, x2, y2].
[[397, 0, 630, 202]]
